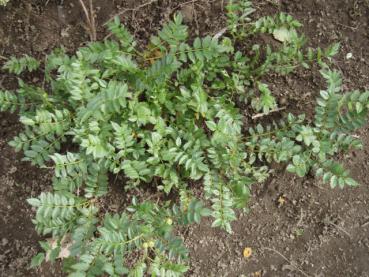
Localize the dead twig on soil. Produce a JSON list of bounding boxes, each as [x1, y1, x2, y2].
[[144, 192, 162, 202], [170, 0, 202, 12], [252, 106, 286, 119], [312, 182, 327, 190], [192, 1, 199, 32], [262, 247, 311, 277], [89, 0, 96, 40], [105, 0, 159, 25], [296, 208, 304, 227], [213, 27, 227, 39], [326, 220, 352, 239], [336, 22, 359, 31], [78, 0, 97, 41]]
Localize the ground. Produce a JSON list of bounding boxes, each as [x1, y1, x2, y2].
[[0, 0, 369, 276]]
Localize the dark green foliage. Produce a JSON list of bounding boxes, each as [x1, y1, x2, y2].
[[1, 1, 368, 276], [3, 54, 40, 74], [0, 90, 19, 112]]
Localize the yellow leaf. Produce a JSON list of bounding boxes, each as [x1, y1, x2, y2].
[[243, 247, 252, 258], [251, 271, 262, 277], [277, 196, 286, 206]]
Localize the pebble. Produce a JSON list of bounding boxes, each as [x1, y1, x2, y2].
[[279, 97, 288, 106], [2, 238, 8, 246]]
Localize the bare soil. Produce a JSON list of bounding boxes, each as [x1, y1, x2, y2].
[[0, 1, 369, 276]]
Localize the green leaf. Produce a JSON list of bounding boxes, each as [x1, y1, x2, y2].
[[330, 175, 338, 188], [27, 198, 41, 207], [286, 164, 295, 173], [324, 42, 340, 57], [3, 55, 40, 74], [273, 27, 293, 42], [345, 177, 358, 187], [206, 121, 217, 131], [30, 253, 45, 268], [68, 272, 86, 277], [71, 263, 90, 271], [20, 116, 35, 126], [128, 262, 147, 277]]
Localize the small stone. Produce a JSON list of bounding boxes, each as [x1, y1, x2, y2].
[[61, 28, 70, 38], [2, 238, 8, 246], [346, 52, 353, 60], [279, 97, 288, 105]]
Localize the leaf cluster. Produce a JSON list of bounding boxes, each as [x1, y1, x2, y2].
[[1, 1, 368, 276]]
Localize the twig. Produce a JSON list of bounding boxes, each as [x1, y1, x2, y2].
[[171, 0, 200, 11], [78, 0, 96, 41], [144, 192, 162, 202], [192, 0, 199, 31], [336, 22, 358, 31], [78, 0, 91, 26], [312, 183, 327, 190], [213, 27, 227, 40], [89, 0, 97, 41], [296, 208, 304, 227], [326, 220, 352, 239], [105, 0, 159, 25], [252, 106, 286, 119], [262, 247, 311, 277]]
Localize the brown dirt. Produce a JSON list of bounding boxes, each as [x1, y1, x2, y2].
[[0, 0, 369, 276]]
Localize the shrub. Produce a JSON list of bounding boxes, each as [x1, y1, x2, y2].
[[1, 1, 368, 276]]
